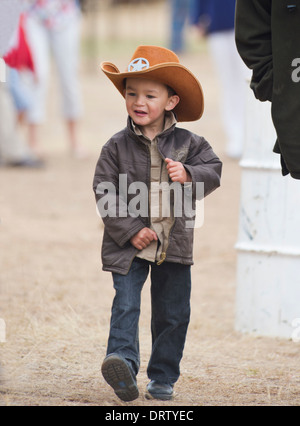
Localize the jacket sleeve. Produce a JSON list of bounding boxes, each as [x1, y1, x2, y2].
[[235, 0, 273, 102], [183, 136, 222, 199], [93, 142, 145, 248]]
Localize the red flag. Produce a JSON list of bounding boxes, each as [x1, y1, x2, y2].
[[3, 14, 35, 72]]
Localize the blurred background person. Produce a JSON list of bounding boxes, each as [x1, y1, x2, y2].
[[0, 1, 23, 54], [20, 0, 84, 158], [0, 0, 42, 168], [190, 0, 250, 159], [0, 80, 42, 168], [170, 0, 190, 53]]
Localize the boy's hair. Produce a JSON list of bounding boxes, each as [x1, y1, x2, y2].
[[124, 78, 177, 97], [166, 85, 177, 97]]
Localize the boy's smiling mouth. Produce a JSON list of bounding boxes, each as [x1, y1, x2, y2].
[[134, 110, 147, 116]]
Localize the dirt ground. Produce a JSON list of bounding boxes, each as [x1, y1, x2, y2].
[[1, 3, 300, 407]]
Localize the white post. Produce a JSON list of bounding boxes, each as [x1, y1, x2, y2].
[[0, 58, 6, 83], [235, 87, 300, 339]]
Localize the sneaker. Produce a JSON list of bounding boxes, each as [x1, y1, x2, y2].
[[145, 380, 174, 401], [101, 353, 139, 402]]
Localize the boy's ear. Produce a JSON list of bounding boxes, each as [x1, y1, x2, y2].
[[165, 95, 180, 112]]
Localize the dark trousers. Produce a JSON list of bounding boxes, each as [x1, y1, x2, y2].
[[106, 258, 191, 385]]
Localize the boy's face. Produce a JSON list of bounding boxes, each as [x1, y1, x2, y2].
[[124, 78, 180, 139]]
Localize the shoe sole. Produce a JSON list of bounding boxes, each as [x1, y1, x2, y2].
[[101, 354, 139, 402], [145, 390, 174, 401]]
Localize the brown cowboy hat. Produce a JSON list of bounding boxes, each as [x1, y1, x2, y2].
[[100, 45, 204, 122]]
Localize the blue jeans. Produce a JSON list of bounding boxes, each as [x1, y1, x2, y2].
[[106, 258, 191, 385]]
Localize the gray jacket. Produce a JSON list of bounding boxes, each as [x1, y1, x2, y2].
[[93, 118, 222, 275]]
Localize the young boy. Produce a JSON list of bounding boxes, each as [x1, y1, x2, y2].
[[93, 45, 222, 402]]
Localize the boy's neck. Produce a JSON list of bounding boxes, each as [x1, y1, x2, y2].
[[133, 112, 176, 141], [141, 125, 163, 141], [140, 115, 165, 141]]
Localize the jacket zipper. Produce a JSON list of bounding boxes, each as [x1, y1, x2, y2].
[[156, 252, 166, 266], [155, 137, 176, 266], [156, 218, 176, 265]]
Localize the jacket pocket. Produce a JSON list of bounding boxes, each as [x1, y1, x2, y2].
[[167, 230, 193, 261]]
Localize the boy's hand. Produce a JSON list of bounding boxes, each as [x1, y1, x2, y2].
[[130, 227, 158, 250], [165, 158, 192, 184]]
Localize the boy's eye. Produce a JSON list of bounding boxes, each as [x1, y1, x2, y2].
[[127, 92, 136, 97], [146, 95, 155, 99]]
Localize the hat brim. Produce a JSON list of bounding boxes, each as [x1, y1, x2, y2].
[[101, 61, 204, 122]]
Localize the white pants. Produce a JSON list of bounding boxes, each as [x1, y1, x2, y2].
[[208, 30, 250, 158], [23, 14, 82, 124], [0, 83, 30, 164]]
